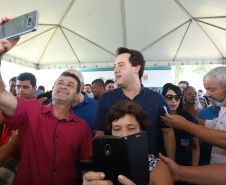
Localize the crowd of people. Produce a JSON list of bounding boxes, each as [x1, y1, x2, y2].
[[0, 15, 226, 185]]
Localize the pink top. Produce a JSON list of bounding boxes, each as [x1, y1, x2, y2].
[[3, 97, 93, 185]]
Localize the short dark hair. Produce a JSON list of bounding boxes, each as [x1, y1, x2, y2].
[[104, 101, 150, 136], [59, 72, 81, 93], [38, 85, 45, 91], [116, 47, 145, 80], [178, 81, 189, 87], [162, 83, 185, 114], [17, 72, 36, 87], [9, 76, 17, 84], [92, 79, 105, 88], [84, 84, 91, 87], [105, 80, 114, 86]]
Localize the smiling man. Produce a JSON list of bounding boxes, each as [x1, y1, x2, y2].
[[0, 15, 92, 185], [92, 47, 175, 159]]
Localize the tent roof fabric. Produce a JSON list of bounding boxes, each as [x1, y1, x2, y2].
[[1, 0, 226, 69]]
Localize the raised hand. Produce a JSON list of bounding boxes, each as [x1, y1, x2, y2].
[[8, 130, 18, 144], [0, 15, 20, 56], [160, 113, 188, 130]]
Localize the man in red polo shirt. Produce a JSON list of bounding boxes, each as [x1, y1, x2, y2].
[[0, 15, 92, 185]]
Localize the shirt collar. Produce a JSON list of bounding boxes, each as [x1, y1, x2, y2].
[[118, 84, 144, 97], [42, 103, 77, 122], [81, 91, 90, 103]]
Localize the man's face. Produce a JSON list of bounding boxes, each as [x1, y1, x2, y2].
[[105, 83, 114, 92], [178, 83, 187, 92], [52, 76, 79, 103], [84, 85, 91, 93], [92, 83, 101, 98], [204, 77, 226, 107], [114, 53, 139, 88], [16, 80, 36, 99], [9, 81, 17, 96]]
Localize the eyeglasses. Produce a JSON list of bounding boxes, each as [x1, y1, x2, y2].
[[165, 95, 181, 102]]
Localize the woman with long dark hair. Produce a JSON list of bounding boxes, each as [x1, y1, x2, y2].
[[162, 83, 200, 184]]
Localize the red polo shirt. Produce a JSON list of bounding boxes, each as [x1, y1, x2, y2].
[[3, 97, 93, 185]]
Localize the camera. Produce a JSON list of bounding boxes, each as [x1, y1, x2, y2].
[[27, 16, 32, 27]]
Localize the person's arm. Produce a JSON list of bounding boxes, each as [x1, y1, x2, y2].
[[0, 130, 18, 167], [162, 127, 175, 160], [195, 117, 206, 126], [0, 111, 7, 124], [190, 136, 200, 166], [161, 114, 226, 149], [37, 97, 48, 105], [0, 61, 17, 118], [0, 15, 20, 118], [149, 160, 173, 185], [159, 153, 226, 185], [94, 130, 104, 137]]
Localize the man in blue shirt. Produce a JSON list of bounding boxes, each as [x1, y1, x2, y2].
[[198, 105, 219, 120], [92, 47, 175, 159], [65, 69, 97, 136]]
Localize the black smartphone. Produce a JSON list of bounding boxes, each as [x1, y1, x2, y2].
[[0, 10, 39, 40], [78, 131, 150, 185]]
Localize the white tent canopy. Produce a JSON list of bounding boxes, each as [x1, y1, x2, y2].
[[1, 0, 226, 69]]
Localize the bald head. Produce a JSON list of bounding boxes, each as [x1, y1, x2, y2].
[[64, 69, 84, 91]]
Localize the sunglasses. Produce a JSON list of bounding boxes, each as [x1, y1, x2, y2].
[[165, 95, 181, 102]]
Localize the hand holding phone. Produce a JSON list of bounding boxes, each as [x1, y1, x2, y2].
[[79, 132, 150, 185], [0, 10, 39, 40], [0, 16, 20, 57], [163, 106, 168, 114]]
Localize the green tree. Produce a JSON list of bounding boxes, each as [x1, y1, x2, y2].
[[191, 65, 213, 79], [174, 66, 185, 85]]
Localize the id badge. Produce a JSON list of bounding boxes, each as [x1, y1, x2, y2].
[[181, 139, 189, 146]]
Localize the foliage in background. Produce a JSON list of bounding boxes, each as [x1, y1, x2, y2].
[[174, 66, 185, 85], [191, 65, 213, 79], [192, 65, 213, 88]]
